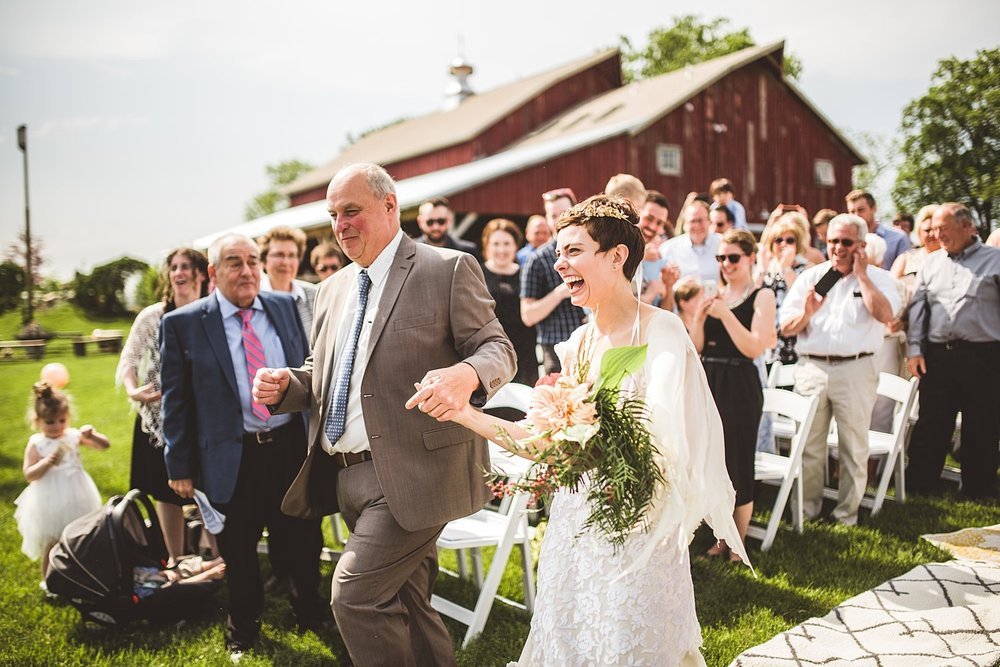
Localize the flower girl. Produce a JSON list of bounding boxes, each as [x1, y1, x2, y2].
[[14, 382, 109, 582]]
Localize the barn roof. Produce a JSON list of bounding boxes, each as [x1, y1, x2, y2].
[[285, 48, 621, 196], [193, 118, 633, 250], [512, 40, 864, 163]]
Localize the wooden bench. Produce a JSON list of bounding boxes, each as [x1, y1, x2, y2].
[[72, 330, 124, 356], [0, 338, 47, 360]]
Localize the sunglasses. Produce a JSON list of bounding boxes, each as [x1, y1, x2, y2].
[[827, 238, 856, 248], [715, 253, 745, 264], [773, 236, 797, 245], [315, 263, 340, 273], [424, 218, 449, 227]]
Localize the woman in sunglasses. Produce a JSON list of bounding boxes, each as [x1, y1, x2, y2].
[[690, 229, 776, 561], [757, 212, 817, 365]]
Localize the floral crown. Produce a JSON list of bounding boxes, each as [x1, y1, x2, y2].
[[562, 195, 634, 224]]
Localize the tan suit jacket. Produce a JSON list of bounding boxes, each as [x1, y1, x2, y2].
[[279, 234, 515, 531]]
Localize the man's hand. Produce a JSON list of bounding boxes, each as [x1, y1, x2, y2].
[[169, 478, 195, 499], [253, 367, 290, 406], [852, 248, 869, 278], [907, 355, 927, 378], [803, 286, 823, 317], [404, 363, 480, 422]]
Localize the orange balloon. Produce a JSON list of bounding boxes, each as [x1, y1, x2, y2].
[[40, 363, 70, 388]]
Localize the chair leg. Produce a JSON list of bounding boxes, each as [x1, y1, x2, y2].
[[763, 478, 795, 551], [870, 453, 893, 515], [471, 548, 484, 588], [519, 542, 536, 613], [456, 548, 468, 580]]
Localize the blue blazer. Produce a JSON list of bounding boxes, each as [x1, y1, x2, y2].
[[160, 291, 309, 504]]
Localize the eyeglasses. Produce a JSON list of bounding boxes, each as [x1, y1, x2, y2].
[[715, 253, 745, 264], [424, 218, 449, 227], [827, 238, 856, 248], [773, 236, 797, 245], [542, 187, 577, 204]]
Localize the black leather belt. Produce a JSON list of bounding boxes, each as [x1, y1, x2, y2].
[[243, 420, 296, 445], [332, 450, 373, 469], [928, 340, 1000, 351], [701, 356, 755, 366], [801, 352, 873, 363]]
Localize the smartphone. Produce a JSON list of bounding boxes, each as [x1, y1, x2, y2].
[[814, 267, 842, 297], [780, 204, 798, 213], [703, 279, 718, 299]]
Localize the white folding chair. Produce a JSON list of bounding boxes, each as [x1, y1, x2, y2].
[[766, 363, 800, 442], [431, 382, 537, 647], [747, 388, 819, 551], [825, 373, 919, 514]]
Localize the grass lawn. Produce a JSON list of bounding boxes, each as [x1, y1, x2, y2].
[[1, 303, 997, 665]]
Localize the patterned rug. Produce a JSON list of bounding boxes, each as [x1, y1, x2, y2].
[[730, 560, 1000, 666], [922, 524, 1000, 564]]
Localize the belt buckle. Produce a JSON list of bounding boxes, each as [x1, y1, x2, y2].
[[337, 452, 349, 467], [255, 430, 274, 445], [944, 341, 955, 351]]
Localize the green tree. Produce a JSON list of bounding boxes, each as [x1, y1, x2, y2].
[[244, 159, 315, 221], [0, 260, 25, 314], [621, 15, 803, 83], [846, 128, 899, 216], [73, 257, 149, 316], [893, 48, 999, 238]]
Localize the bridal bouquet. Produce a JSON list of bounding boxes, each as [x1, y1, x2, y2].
[[492, 343, 664, 548]]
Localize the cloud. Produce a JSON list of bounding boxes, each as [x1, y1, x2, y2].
[[31, 115, 150, 139]]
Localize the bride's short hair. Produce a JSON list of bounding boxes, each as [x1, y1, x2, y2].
[[555, 194, 644, 281]]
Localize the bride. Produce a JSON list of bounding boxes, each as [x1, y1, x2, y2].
[[415, 195, 747, 665]]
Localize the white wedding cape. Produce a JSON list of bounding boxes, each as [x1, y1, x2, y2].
[[513, 310, 747, 666]]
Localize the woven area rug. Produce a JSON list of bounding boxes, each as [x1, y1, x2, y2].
[[922, 524, 1000, 564], [730, 560, 1000, 666]]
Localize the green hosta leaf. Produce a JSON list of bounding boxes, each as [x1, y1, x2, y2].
[[595, 344, 648, 394]]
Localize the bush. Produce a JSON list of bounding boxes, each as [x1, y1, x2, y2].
[[73, 257, 149, 316]]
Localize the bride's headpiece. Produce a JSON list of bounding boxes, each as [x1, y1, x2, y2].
[[561, 195, 634, 224]]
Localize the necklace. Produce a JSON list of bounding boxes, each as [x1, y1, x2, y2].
[[721, 284, 753, 309]]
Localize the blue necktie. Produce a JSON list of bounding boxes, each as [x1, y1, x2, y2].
[[325, 270, 371, 445]]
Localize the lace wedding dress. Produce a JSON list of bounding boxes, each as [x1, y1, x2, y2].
[[514, 311, 746, 667]]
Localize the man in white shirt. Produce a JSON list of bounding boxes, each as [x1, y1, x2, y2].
[[779, 214, 900, 525], [657, 200, 721, 311]]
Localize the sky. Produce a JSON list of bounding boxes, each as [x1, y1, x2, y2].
[[1, 0, 998, 278]]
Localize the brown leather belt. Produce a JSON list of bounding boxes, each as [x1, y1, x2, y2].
[[332, 450, 373, 469], [801, 352, 873, 364]]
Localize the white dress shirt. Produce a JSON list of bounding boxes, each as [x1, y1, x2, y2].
[[321, 228, 405, 455], [779, 261, 901, 357], [659, 233, 722, 283]]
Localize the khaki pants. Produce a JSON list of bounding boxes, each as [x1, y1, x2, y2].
[[794, 355, 878, 524]]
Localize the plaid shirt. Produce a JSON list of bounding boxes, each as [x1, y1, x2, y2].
[[520, 241, 585, 345]]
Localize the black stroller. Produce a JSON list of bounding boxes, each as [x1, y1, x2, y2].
[[45, 489, 219, 629]]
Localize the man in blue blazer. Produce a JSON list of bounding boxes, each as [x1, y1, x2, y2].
[[160, 233, 324, 656]]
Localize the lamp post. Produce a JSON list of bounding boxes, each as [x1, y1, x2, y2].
[[17, 124, 33, 325]]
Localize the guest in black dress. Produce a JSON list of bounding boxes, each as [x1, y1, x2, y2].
[[689, 229, 776, 561], [116, 248, 209, 565], [481, 218, 539, 386]]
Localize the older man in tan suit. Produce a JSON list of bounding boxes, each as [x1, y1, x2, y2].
[[253, 163, 515, 666]]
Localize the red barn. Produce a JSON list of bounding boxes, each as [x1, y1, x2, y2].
[[198, 41, 862, 252]]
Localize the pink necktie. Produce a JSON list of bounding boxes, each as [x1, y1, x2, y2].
[[239, 309, 271, 422]]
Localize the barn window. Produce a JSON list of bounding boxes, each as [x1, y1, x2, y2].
[[656, 144, 683, 176], [814, 159, 836, 187]]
